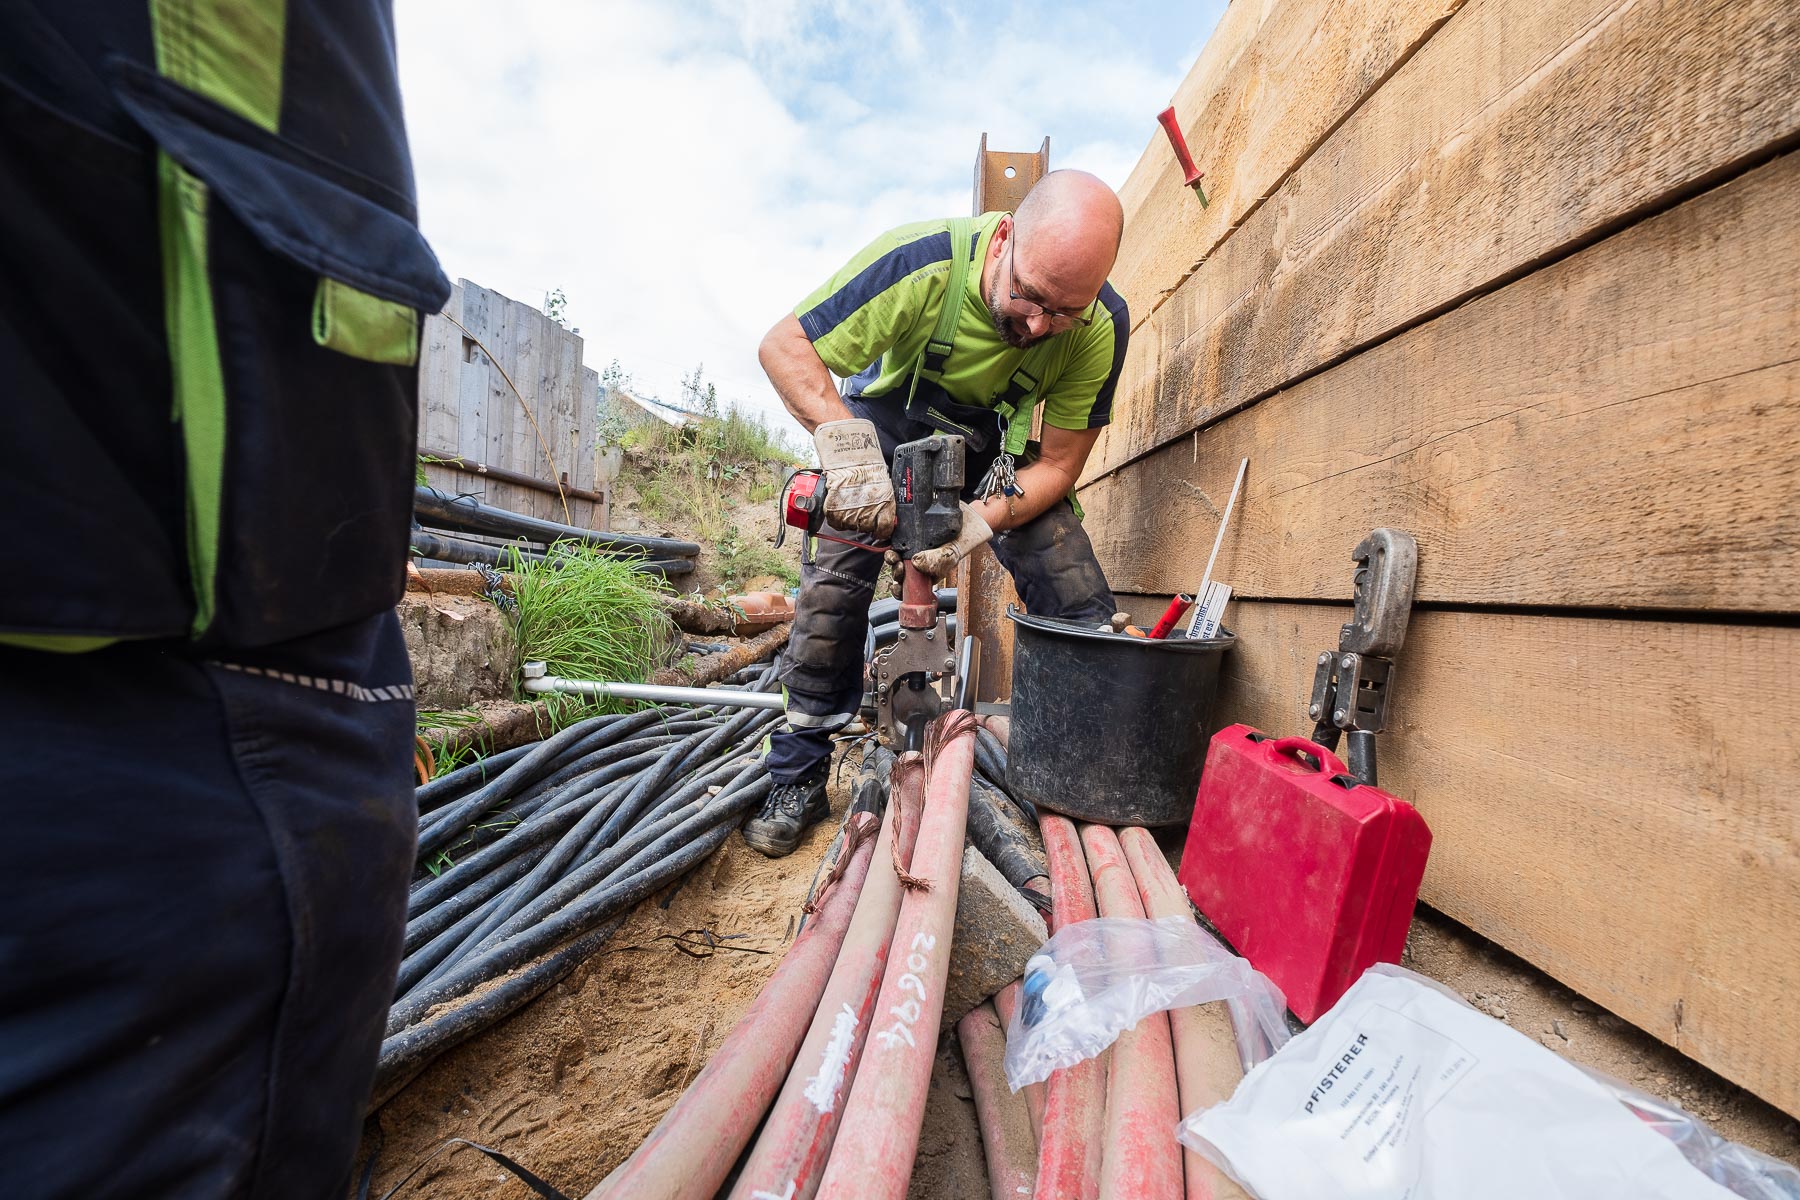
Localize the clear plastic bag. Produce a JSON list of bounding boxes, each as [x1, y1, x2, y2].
[[1586, 1071, 1800, 1200], [1002, 916, 1290, 1091]]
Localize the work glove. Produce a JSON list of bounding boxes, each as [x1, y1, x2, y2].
[[814, 418, 895, 538], [909, 503, 993, 580]]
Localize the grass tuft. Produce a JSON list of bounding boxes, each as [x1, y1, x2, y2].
[[508, 542, 679, 721]]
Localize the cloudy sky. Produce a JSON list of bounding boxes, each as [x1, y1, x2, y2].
[[395, 0, 1225, 438]]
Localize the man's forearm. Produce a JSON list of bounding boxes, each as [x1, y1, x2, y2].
[[971, 457, 1079, 534], [759, 313, 854, 434]]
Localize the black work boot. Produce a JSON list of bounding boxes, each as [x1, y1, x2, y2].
[[742, 765, 831, 858]]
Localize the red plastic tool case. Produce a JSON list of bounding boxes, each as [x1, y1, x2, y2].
[[1178, 724, 1431, 1022]]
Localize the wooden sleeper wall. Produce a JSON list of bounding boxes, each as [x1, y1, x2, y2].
[[417, 280, 605, 530], [1086, 0, 1800, 1115]]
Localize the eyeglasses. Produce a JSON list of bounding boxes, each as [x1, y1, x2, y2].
[[1006, 239, 1097, 329]]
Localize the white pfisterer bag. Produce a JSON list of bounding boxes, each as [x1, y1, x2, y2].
[[1182, 966, 1740, 1200]]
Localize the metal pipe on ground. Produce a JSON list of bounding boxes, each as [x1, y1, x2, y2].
[[957, 1000, 1039, 1200], [522, 671, 786, 711], [584, 829, 881, 1200], [726, 776, 923, 1200], [993, 980, 1046, 1140], [1034, 814, 1107, 1200], [1081, 824, 1184, 1200], [815, 711, 980, 1200], [415, 486, 702, 558], [1118, 828, 1252, 1200]]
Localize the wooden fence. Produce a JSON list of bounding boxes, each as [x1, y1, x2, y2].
[[417, 280, 607, 529], [1083, 0, 1799, 1114]]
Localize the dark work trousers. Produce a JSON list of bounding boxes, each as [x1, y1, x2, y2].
[[0, 611, 417, 1200], [767, 499, 1117, 783]]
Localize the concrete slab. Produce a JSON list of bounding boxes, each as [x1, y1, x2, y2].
[[942, 845, 1048, 1033]]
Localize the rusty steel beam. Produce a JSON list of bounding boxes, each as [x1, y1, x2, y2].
[[961, 134, 1050, 704]]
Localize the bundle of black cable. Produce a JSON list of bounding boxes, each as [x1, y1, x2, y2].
[[373, 661, 783, 1107]]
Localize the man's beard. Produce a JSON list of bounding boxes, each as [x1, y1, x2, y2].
[[987, 279, 1050, 349]]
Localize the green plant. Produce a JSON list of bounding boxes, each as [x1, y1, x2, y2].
[[507, 542, 678, 724], [415, 707, 488, 779], [715, 526, 799, 592]]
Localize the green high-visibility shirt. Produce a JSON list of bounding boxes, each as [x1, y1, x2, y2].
[[794, 211, 1129, 433]]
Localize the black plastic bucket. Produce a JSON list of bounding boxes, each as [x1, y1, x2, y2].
[[1005, 606, 1235, 827]]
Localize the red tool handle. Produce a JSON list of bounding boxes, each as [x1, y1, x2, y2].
[[1147, 593, 1194, 640], [1157, 107, 1204, 189], [1265, 736, 1351, 778]]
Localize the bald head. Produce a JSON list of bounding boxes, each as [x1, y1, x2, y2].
[[1012, 170, 1123, 299], [983, 170, 1122, 348]]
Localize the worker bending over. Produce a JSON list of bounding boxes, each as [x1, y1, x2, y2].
[[745, 170, 1129, 856]]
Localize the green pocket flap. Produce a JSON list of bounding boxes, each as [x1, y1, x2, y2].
[[313, 277, 420, 366]]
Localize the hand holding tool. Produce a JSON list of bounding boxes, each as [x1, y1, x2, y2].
[[814, 418, 896, 537], [910, 504, 991, 580], [774, 468, 889, 558], [1157, 106, 1210, 208]]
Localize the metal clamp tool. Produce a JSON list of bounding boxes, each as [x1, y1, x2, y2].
[[870, 436, 979, 750], [1308, 529, 1419, 785]]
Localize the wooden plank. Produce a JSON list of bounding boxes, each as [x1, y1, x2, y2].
[[451, 283, 492, 507], [1141, 596, 1800, 1115], [1083, 151, 1800, 610], [508, 296, 545, 518], [954, 546, 1020, 705], [416, 282, 463, 458], [1113, 0, 1464, 331], [1087, 0, 1800, 483], [579, 366, 605, 531], [553, 324, 585, 527]]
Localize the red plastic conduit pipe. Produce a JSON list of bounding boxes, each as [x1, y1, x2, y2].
[[1118, 827, 1252, 1200], [992, 980, 1046, 1139], [815, 712, 979, 1200], [1082, 824, 1184, 1200], [1033, 813, 1107, 1200], [957, 1000, 1039, 1200], [726, 766, 926, 1200], [583, 828, 879, 1200]]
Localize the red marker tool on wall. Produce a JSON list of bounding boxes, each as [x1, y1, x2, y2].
[[1157, 106, 1209, 208]]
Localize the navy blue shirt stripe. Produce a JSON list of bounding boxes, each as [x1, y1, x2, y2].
[[798, 230, 954, 344], [1087, 283, 1130, 428]]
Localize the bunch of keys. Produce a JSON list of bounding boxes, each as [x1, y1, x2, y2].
[[975, 451, 1021, 500]]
